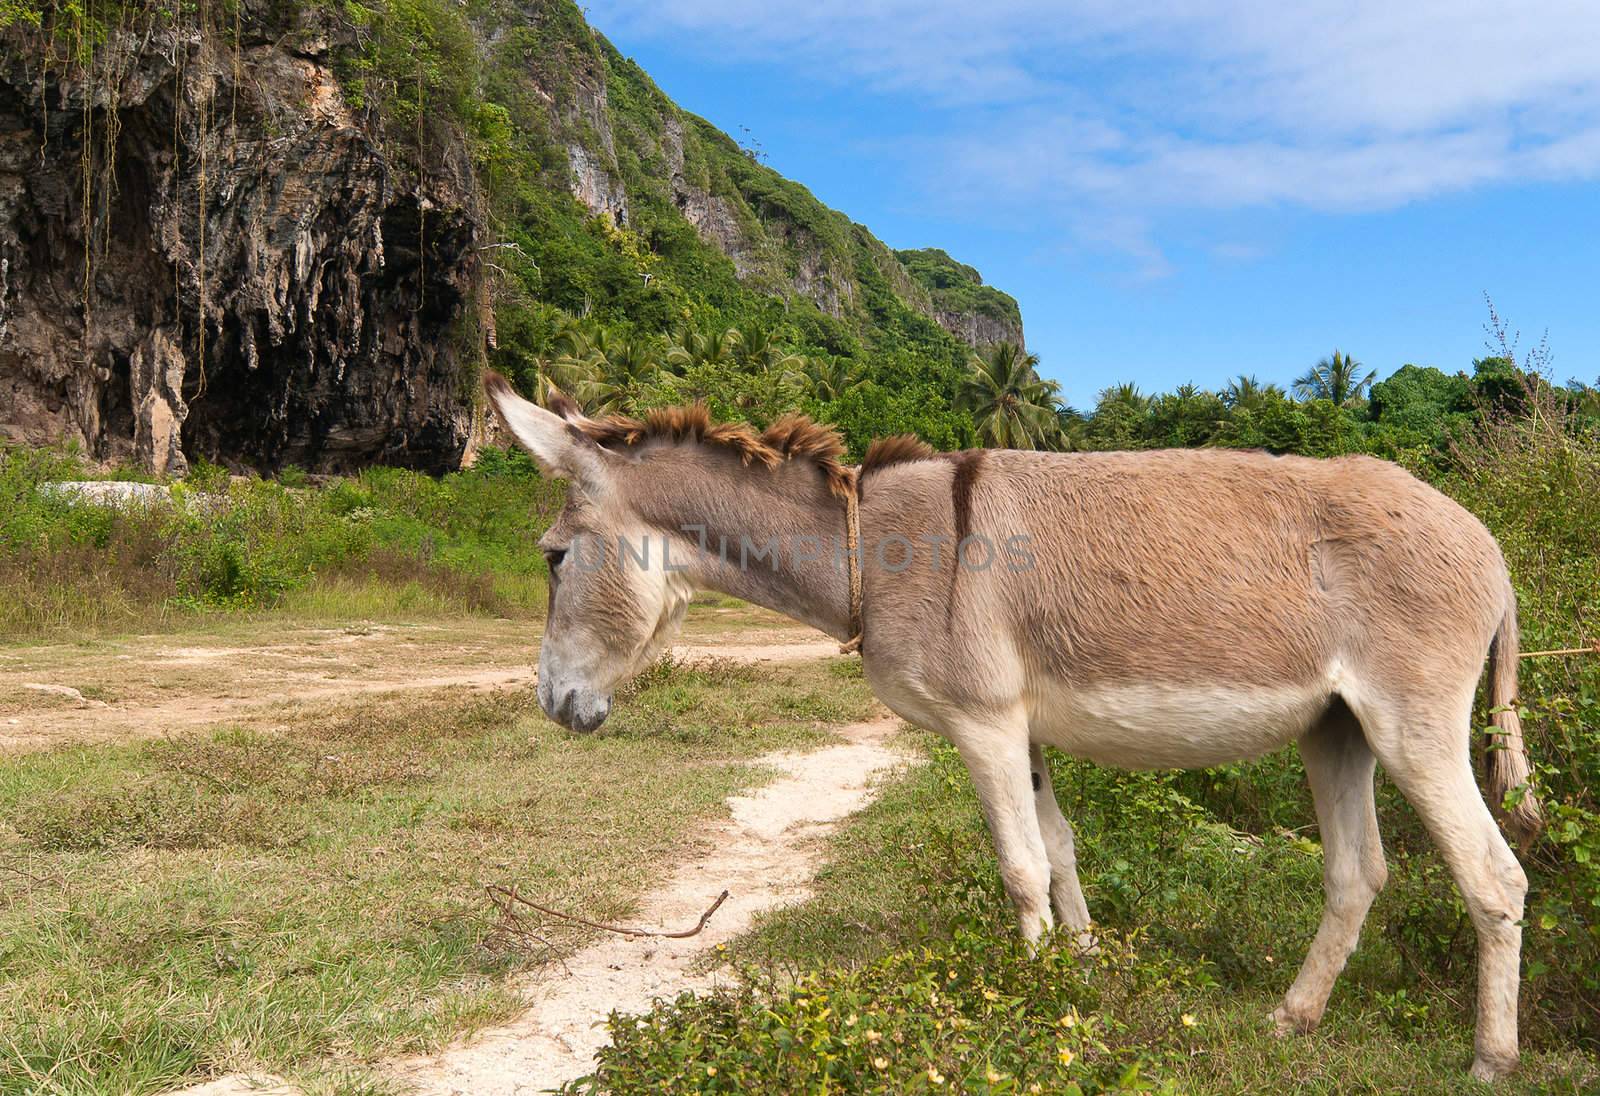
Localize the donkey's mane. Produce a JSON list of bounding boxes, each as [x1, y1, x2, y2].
[[559, 397, 855, 499], [861, 434, 937, 474]]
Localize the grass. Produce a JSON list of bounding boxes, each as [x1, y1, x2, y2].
[[580, 733, 1600, 1094], [0, 656, 878, 1094], [0, 445, 562, 642]]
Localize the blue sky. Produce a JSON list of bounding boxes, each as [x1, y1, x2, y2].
[[584, 2, 1600, 408]]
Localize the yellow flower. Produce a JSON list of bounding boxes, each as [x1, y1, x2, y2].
[[866, 1029, 882, 1044], [985, 1066, 1004, 1083], [982, 988, 999, 1002], [927, 1066, 946, 1085], [1058, 1046, 1076, 1067], [873, 1056, 889, 1070], [1181, 1013, 1199, 1028], [1057, 1011, 1078, 1028], [1029, 1083, 1043, 1093], [845, 1013, 858, 1027], [705, 1065, 717, 1077]]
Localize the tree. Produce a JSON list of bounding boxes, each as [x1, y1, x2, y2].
[[1293, 350, 1375, 407], [1085, 383, 1152, 450], [729, 320, 807, 378], [1223, 374, 1285, 413], [956, 341, 1065, 450], [802, 357, 858, 401], [1147, 383, 1226, 448], [583, 336, 667, 414], [665, 320, 738, 374]]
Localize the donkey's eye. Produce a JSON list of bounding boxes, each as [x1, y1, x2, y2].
[[542, 547, 567, 571]]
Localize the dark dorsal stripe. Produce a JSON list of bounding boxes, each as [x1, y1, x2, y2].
[[950, 449, 984, 549], [946, 449, 984, 627]]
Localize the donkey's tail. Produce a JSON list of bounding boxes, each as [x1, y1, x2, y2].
[[1486, 584, 1542, 846]]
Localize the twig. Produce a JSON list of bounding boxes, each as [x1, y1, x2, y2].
[[486, 883, 730, 939], [483, 886, 569, 972], [1388, 927, 1466, 1013], [0, 860, 51, 886], [1520, 641, 1600, 659]]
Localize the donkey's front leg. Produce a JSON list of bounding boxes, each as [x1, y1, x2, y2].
[[1031, 743, 1096, 951], [952, 721, 1054, 945]]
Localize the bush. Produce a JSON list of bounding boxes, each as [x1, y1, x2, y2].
[[1436, 383, 1600, 1038], [581, 930, 1179, 1095]]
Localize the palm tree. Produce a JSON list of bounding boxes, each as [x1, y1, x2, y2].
[[1099, 382, 1150, 413], [803, 357, 858, 401], [729, 320, 807, 377], [1293, 350, 1375, 406], [957, 341, 1066, 450], [665, 320, 738, 374], [583, 335, 666, 414], [1223, 373, 1285, 412], [543, 327, 667, 415]]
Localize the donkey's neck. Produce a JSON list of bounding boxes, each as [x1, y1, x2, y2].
[[626, 450, 854, 641]]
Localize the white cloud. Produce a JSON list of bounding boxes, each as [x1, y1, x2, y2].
[[587, 1, 1600, 268]]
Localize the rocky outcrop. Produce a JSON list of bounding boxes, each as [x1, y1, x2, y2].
[[0, 10, 481, 475], [933, 309, 1025, 351], [894, 248, 1025, 349]]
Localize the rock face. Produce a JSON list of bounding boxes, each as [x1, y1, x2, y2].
[[517, 8, 1003, 344], [895, 248, 1025, 350], [0, 10, 480, 475], [1, 0, 1023, 476], [933, 309, 1025, 350]]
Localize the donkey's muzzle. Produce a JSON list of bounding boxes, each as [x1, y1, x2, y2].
[[545, 684, 612, 733]]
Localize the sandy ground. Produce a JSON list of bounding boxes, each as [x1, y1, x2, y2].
[[171, 714, 906, 1096], [390, 713, 905, 1095], [0, 606, 829, 753]]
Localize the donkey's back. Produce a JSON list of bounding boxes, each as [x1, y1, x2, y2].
[[862, 446, 1510, 769]]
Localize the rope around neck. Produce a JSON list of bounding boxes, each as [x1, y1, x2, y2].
[[840, 473, 863, 655]]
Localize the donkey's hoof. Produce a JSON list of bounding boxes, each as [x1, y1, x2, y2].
[[1469, 1054, 1517, 1083], [1269, 1004, 1317, 1037]]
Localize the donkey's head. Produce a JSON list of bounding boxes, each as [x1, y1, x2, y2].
[[485, 373, 690, 732]]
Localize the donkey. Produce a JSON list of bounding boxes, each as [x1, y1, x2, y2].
[[484, 372, 1540, 1081]]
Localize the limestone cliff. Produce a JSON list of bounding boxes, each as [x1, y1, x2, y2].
[[1, 7, 479, 474], [0, 0, 1020, 474]]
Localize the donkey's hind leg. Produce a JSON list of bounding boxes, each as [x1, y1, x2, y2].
[[1358, 692, 1528, 1081], [1030, 743, 1095, 949], [1273, 701, 1387, 1035]]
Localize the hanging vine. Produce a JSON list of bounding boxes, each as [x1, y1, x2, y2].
[[3, 0, 227, 389]]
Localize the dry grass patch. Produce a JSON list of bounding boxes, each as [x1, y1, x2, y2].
[[0, 656, 878, 1094]]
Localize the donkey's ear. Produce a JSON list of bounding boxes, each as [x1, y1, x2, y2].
[[483, 371, 608, 486]]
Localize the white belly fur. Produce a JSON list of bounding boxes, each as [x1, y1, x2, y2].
[[1028, 679, 1335, 770]]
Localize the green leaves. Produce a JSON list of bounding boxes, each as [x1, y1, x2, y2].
[[1292, 349, 1376, 407], [958, 341, 1069, 451]]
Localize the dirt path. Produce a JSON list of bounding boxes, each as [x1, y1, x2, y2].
[[0, 609, 830, 753], [163, 713, 908, 1096], [391, 713, 906, 1094]]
